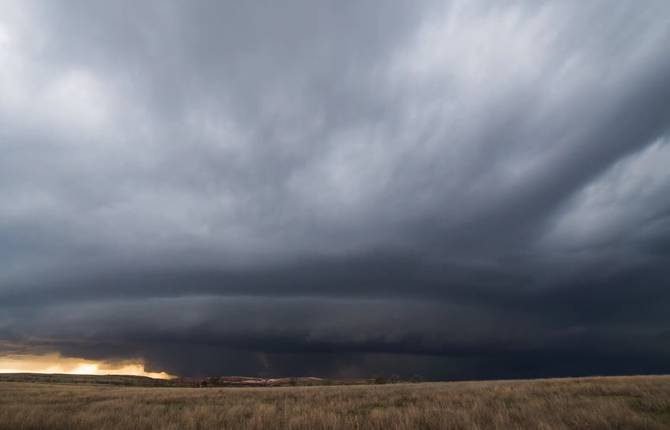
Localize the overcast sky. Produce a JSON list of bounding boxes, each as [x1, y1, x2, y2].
[[1, 0, 670, 379]]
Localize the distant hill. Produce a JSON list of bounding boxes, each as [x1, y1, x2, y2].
[[0, 373, 413, 387], [0, 373, 176, 387], [188, 376, 352, 387]]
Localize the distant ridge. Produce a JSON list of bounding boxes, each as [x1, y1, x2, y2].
[[0, 373, 174, 386], [0, 373, 418, 387]]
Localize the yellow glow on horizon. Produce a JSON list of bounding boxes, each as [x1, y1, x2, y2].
[[0, 354, 174, 380]]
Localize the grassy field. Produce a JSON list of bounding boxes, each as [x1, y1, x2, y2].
[[1, 375, 669, 429]]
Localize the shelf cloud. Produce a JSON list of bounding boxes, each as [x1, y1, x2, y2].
[[1, 0, 670, 379]]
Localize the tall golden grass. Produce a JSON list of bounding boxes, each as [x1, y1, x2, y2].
[[1, 375, 669, 429]]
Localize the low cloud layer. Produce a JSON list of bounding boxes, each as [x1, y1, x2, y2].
[[2, 0, 670, 379]]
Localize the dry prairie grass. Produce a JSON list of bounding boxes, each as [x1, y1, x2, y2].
[[1, 375, 669, 429]]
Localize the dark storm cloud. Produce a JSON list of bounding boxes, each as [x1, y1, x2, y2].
[[2, 0, 670, 379]]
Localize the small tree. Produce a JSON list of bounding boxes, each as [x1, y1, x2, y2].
[[373, 375, 388, 385]]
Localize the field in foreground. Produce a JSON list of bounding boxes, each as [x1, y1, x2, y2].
[[1, 375, 669, 429]]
